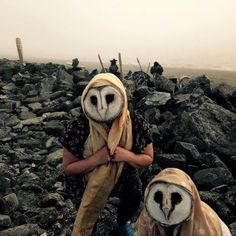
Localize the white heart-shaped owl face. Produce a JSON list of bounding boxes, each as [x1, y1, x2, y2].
[[83, 85, 124, 123], [146, 182, 193, 226]]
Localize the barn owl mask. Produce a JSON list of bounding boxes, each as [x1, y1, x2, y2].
[[134, 168, 230, 236]]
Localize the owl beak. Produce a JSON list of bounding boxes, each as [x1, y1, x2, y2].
[[99, 109, 106, 119], [163, 207, 170, 220]]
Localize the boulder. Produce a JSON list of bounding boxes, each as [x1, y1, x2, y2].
[[193, 167, 234, 189]]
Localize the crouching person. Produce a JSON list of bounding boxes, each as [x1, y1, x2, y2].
[[134, 168, 231, 236], [59, 73, 153, 235]]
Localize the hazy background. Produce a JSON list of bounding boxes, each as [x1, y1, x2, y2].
[[1, 0, 236, 71]]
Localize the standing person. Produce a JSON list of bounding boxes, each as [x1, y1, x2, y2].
[[59, 73, 153, 236]]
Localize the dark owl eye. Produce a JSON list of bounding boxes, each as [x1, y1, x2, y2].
[[171, 192, 182, 205], [106, 94, 114, 104], [154, 191, 163, 204], [90, 96, 97, 106]]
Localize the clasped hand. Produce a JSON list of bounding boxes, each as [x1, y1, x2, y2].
[[94, 146, 132, 166]]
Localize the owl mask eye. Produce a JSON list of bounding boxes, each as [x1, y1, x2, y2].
[[106, 94, 114, 104], [90, 95, 97, 106]]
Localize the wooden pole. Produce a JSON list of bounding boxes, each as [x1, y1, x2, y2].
[[16, 37, 23, 64], [137, 57, 143, 71], [118, 52, 123, 81], [147, 62, 150, 74], [98, 54, 106, 72]]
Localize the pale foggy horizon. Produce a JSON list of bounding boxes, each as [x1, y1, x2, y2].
[[1, 0, 236, 71]]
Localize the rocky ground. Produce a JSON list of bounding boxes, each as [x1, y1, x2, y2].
[[0, 58, 236, 236]]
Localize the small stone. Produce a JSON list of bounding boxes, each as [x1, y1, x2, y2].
[[41, 193, 65, 208], [28, 102, 42, 111], [0, 214, 11, 228], [0, 224, 45, 236], [46, 149, 63, 166], [20, 117, 43, 126], [1, 193, 19, 214]]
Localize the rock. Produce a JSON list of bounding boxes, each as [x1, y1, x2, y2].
[[200, 153, 227, 169], [174, 102, 236, 149], [123, 79, 135, 99], [17, 172, 40, 185], [73, 81, 89, 96], [0, 193, 19, 214], [0, 175, 11, 196], [27, 102, 42, 111], [43, 120, 64, 136], [210, 83, 236, 112], [40, 77, 57, 96], [178, 75, 211, 96], [0, 214, 11, 228], [19, 111, 36, 120], [155, 154, 186, 169], [174, 141, 201, 164], [136, 91, 171, 110], [229, 222, 236, 236], [57, 69, 73, 87], [20, 117, 43, 126], [154, 77, 176, 93], [193, 167, 234, 189], [40, 193, 65, 208], [143, 108, 160, 124], [42, 111, 67, 121], [46, 149, 62, 166], [0, 224, 45, 236]]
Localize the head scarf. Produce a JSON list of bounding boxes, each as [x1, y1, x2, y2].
[[72, 73, 132, 236], [134, 168, 224, 236]]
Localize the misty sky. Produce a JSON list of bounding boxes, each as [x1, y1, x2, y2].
[[1, 0, 236, 70]]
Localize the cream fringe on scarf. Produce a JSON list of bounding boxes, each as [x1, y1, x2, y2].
[[134, 168, 225, 236], [72, 73, 132, 236]]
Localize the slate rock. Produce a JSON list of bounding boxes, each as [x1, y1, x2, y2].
[[40, 193, 65, 208], [155, 154, 186, 169], [0, 224, 45, 236], [136, 91, 171, 110], [0, 193, 19, 214], [178, 75, 211, 96], [193, 167, 234, 189], [0, 215, 11, 229], [229, 222, 236, 236], [174, 141, 201, 164]]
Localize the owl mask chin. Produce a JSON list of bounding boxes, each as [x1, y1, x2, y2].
[[82, 85, 125, 123]]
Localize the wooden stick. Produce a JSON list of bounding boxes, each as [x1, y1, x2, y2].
[[137, 57, 143, 71], [118, 52, 123, 81], [147, 62, 150, 74], [16, 38, 23, 64], [98, 54, 106, 72]]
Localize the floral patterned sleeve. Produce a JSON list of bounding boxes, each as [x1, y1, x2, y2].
[[131, 111, 153, 153], [58, 114, 89, 158]]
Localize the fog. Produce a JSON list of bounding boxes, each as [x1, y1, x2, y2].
[[1, 0, 236, 70]]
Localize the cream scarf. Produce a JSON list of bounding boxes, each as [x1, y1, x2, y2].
[[72, 73, 132, 236], [134, 168, 224, 236]]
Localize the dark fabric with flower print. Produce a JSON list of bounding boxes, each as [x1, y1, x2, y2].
[[59, 111, 152, 158]]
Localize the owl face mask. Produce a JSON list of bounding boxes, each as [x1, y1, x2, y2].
[[81, 73, 127, 123]]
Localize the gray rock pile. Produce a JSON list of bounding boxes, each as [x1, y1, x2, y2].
[[0, 58, 235, 235]]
